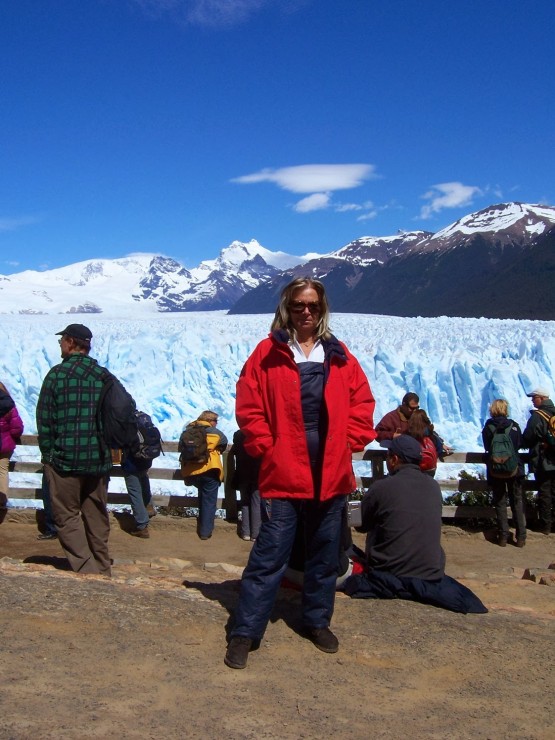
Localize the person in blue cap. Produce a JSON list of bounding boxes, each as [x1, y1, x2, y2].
[[340, 435, 487, 614]]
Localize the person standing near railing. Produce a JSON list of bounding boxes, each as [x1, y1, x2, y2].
[[229, 429, 261, 542], [0, 381, 24, 509], [36, 324, 113, 576], [522, 387, 555, 535], [180, 410, 228, 541], [482, 399, 526, 547]]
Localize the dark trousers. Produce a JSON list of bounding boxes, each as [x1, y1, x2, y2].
[[490, 477, 526, 540], [239, 482, 261, 540], [535, 469, 555, 531], [41, 474, 58, 535], [230, 494, 347, 641], [44, 464, 111, 576]]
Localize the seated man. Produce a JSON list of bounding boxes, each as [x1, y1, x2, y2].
[[341, 435, 487, 614], [375, 392, 420, 442]]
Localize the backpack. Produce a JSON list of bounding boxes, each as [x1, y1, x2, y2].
[[420, 436, 438, 472], [533, 409, 555, 449], [178, 423, 209, 464], [487, 424, 519, 478], [135, 410, 163, 460], [97, 372, 139, 454]]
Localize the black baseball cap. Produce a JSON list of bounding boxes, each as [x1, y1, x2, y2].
[[56, 324, 93, 342], [381, 434, 422, 464]]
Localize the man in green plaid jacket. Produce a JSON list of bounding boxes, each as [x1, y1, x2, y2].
[[37, 323, 114, 576]]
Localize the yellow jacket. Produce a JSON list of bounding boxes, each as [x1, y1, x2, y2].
[[180, 420, 228, 482]]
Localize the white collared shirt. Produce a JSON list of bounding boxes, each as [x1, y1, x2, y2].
[[289, 339, 325, 363]]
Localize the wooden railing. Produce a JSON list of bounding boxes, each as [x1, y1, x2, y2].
[[7, 436, 537, 521]]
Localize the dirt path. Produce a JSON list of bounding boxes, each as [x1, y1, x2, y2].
[[1, 511, 554, 739]]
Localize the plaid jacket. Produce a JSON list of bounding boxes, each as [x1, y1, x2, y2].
[[36, 353, 113, 475]]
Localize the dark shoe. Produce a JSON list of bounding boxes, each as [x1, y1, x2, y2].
[[130, 527, 150, 539], [37, 531, 58, 540], [540, 528, 551, 536], [515, 539, 526, 548], [146, 504, 157, 518], [224, 637, 252, 669], [498, 536, 508, 547], [304, 627, 339, 654], [199, 533, 212, 540]]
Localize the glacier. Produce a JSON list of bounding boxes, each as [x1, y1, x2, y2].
[[2, 312, 554, 499]]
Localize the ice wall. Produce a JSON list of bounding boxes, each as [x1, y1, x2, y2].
[[1, 312, 554, 455]]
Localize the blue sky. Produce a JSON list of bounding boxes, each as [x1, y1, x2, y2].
[[1, 0, 554, 274]]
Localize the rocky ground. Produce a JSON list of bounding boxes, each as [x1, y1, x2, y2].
[[0, 509, 554, 739]]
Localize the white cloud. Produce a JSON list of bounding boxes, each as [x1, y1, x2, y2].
[[356, 210, 378, 222], [335, 203, 363, 212], [186, 0, 267, 26], [0, 215, 39, 232], [231, 163, 377, 194], [132, 0, 284, 27], [420, 182, 482, 219], [293, 193, 331, 213]]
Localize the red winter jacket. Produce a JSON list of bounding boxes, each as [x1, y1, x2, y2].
[[235, 331, 376, 501]]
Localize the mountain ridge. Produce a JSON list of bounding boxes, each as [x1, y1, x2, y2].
[[1, 202, 554, 318]]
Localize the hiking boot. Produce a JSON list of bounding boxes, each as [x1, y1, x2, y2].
[[37, 531, 58, 540], [515, 538, 526, 548], [224, 637, 252, 669], [146, 504, 157, 518], [497, 535, 508, 547], [304, 627, 339, 654], [130, 527, 150, 538]]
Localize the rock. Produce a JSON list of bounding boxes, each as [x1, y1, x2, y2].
[[204, 562, 244, 575], [523, 567, 555, 585]]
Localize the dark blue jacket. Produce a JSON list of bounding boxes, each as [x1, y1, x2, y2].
[[481, 416, 524, 478]]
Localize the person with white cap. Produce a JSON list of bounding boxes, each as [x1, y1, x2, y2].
[[522, 387, 555, 535]]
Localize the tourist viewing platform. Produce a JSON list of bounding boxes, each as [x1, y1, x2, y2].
[[7, 435, 539, 522]]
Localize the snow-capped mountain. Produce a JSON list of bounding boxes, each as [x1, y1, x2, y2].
[[2, 202, 555, 319], [230, 202, 555, 319], [414, 202, 555, 253], [330, 231, 431, 266], [0, 240, 316, 316]]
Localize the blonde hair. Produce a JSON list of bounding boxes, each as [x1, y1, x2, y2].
[[198, 410, 218, 423], [270, 277, 331, 341], [489, 399, 509, 418]]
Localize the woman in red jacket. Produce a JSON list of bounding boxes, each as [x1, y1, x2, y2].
[[0, 381, 24, 507], [225, 278, 376, 669]]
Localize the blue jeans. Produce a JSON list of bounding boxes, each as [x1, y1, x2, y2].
[[192, 472, 221, 538], [124, 472, 151, 530], [231, 495, 347, 641]]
